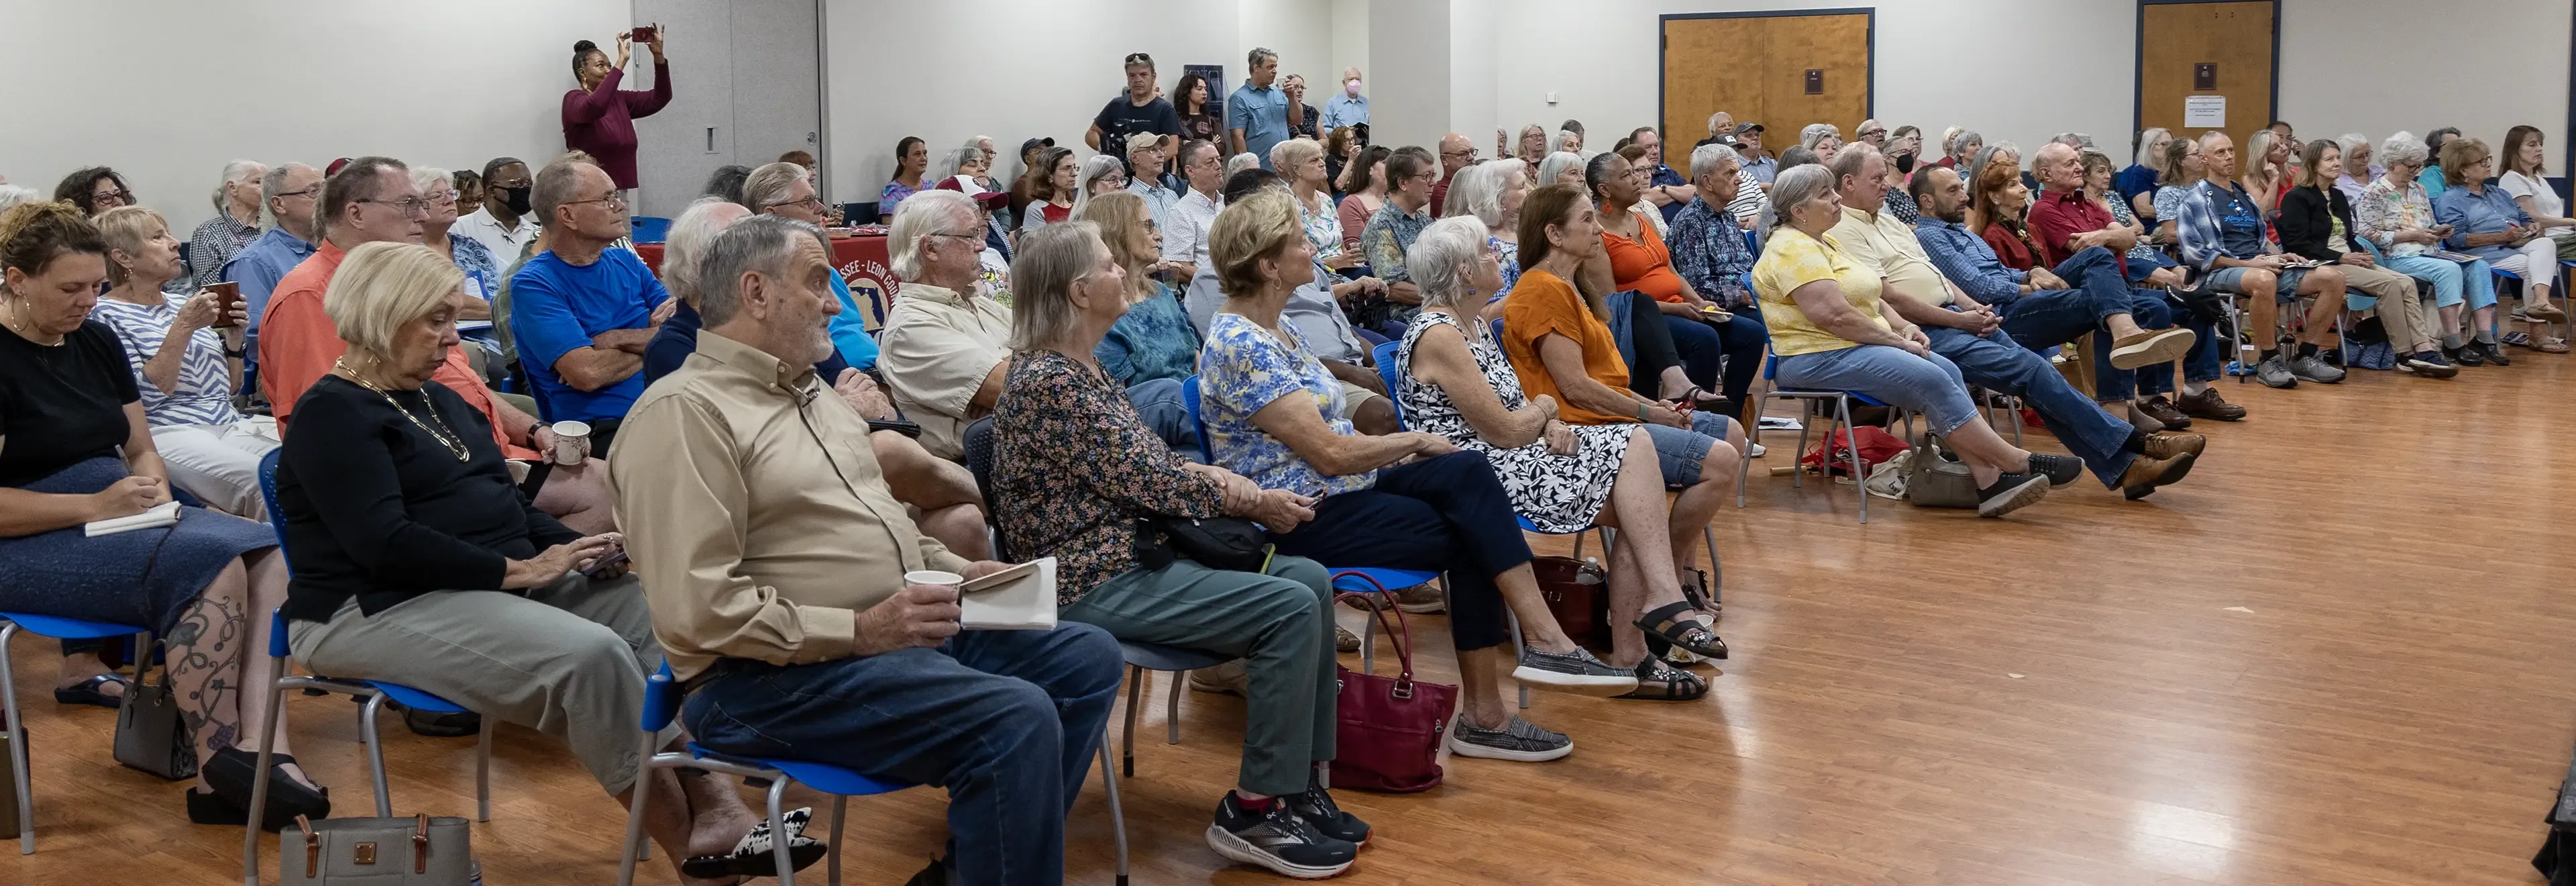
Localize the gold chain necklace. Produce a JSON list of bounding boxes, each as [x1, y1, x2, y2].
[[335, 358, 470, 461]]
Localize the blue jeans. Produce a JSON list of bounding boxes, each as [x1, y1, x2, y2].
[[2381, 253, 2497, 310], [1711, 311, 1771, 402], [1994, 246, 2177, 403], [1925, 326, 2138, 488], [683, 624, 1124, 886], [1642, 411, 1735, 487], [2135, 310, 2224, 395], [1266, 451, 1530, 652], [1773, 344, 1980, 434], [1126, 378, 1196, 452]]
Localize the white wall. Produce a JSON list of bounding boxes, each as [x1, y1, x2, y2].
[[631, 0, 822, 218], [1369, 0, 1453, 154], [1332, 0, 1373, 89], [0, 0, 634, 235], [2279, 0, 2569, 173]]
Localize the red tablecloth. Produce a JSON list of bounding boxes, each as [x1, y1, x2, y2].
[[634, 235, 901, 331]]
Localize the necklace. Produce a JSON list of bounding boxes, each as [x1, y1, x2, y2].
[[0, 298, 62, 346], [335, 358, 470, 461]]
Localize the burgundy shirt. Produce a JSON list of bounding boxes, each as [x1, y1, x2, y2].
[[2023, 187, 2114, 270], [1981, 221, 2039, 273], [561, 62, 674, 189]]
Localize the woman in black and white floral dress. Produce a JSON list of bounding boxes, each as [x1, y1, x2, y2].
[[1393, 216, 1723, 700]]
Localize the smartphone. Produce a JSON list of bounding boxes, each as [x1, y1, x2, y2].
[[205, 282, 242, 328], [631, 26, 656, 43], [582, 550, 629, 579]]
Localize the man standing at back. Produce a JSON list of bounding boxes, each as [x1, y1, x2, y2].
[[453, 157, 539, 265], [1227, 48, 1288, 168], [1320, 67, 1368, 132], [223, 162, 323, 339], [1085, 52, 1182, 165], [510, 158, 671, 451]]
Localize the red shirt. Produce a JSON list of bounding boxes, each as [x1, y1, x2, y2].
[[1980, 222, 2039, 273], [258, 242, 537, 459], [1429, 176, 1454, 218], [2023, 187, 2115, 270]]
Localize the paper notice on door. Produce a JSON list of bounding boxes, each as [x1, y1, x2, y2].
[[2184, 95, 2226, 128]]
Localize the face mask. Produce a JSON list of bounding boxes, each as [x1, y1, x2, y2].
[[1894, 154, 1917, 175], [1345, 79, 1362, 98], [500, 185, 533, 215]]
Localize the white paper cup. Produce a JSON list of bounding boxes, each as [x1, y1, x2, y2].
[[550, 420, 591, 465], [903, 570, 965, 588]]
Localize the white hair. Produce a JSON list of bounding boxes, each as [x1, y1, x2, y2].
[[1537, 151, 1585, 187], [212, 159, 266, 215], [1446, 159, 1523, 228], [408, 166, 452, 200], [2379, 132, 2429, 169], [2133, 128, 2173, 170], [2337, 132, 2372, 160], [889, 189, 978, 280], [0, 185, 39, 213], [661, 196, 751, 305], [1800, 123, 1841, 148], [1068, 154, 1128, 221], [1223, 152, 1262, 180], [1688, 143, 1739, 181], [934, 147, 981, 184], [1409, 215, 1492, 309]]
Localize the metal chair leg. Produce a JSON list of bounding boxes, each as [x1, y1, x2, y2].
[[1121, 664, 1143, 777], [1791, 399, 1818, 489], [827, 793, 848, 886], [0, 625, 31, 855], [358, 693, 394, 818], [1703, 526, 1721, 607], [1839, 397, 1866, 524], [475, 714, 492, 822], [1503, 606, 1529, 710], [241, 669, 290, 886], [765, 777, 796, 886], [1163, 669, 1183, 745], [613, 736, 661, 886], [1098, 735, 1130, 886]]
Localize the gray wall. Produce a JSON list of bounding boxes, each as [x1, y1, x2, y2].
[[630, 0, 823, 218]]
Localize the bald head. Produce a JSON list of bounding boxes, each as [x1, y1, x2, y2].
[[2033, 141, 2084, 193], [1438, 133, 1474, 176], [2198, 131, 2238, 177]]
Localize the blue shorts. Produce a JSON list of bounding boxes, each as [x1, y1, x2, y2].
[[2203, 264, 2315, 303], [1642, 411, 1733, 487]]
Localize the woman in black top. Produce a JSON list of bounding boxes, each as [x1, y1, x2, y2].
[[2276, 139, 2455, 377], [0, 201, 323, 828], [275, 242, 796, 880]]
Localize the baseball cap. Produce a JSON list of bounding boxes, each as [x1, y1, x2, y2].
[[1733, 122, 1764, 135], [1020, 136, 1056, 154]]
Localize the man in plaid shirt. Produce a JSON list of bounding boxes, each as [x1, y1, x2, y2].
[[2172, 131, 2350, 388]]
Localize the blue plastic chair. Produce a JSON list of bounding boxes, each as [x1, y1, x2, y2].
[[0, 612, 151, 854], [627, 216, 674, 244], [1372, 340, 1405, 427], [244, 450, 494, 882], [1739, 354, 1907, 523], [616, 662, 1130, 886]]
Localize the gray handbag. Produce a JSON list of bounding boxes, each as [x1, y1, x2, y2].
[[280, 813, 474, 885], [1903, 436, 1981, 509], [114, 651, 197, 781]]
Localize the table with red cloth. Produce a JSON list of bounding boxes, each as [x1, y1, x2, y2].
[[633, 234, 902, 332]]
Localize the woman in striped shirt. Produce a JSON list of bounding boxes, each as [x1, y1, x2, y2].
[[90, 206, 276, 520]]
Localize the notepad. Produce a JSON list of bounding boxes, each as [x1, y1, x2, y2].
[[85, 501, 180, 537], [960, 557, 1058, 630]]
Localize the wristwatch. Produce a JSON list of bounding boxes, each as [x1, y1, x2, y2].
[[223, 345, 246, 358]]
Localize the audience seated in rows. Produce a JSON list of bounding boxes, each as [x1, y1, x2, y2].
[[2276, 140, 2455, 377], [1335, 144, 1392, 252], [2172, 132, 2349, 389], [453, 157, 540, 266], [1355, 147, 1438, 334], [2434, 136, 2566, 334], [90, 206, 278, 518], [1587, 149, 1765, 414], [1665, 144, 1772, 411], [1165, 140, 1226, 279], [1079, 191, 1199, 387], [745, 160, 879, 370], [2353, 133, 2514, 362], [1278, 138, 1359, 274], [508, 157, 672, 448], [1440, 159, 1526, 297], [1183, 170, 1400, 440], [1020, 146, 1079, 233]]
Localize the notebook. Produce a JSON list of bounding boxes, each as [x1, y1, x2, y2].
[[960, 557, 1058, 631], [86, 501, 180, 537]]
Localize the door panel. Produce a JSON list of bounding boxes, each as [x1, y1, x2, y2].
[[1662, 13, 1870, 148], [2139, 1, 2274, 156]]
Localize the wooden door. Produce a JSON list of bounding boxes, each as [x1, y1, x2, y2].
[[2137, 1, 2275, 155], [1662, 12, 1871, 149]]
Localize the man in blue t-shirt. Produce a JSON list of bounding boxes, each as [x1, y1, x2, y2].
[[510, 159, 669, 440]]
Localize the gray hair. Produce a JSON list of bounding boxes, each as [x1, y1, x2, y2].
[[741, 161, 808, 213], [1447, 159, 1522, 228], [1827, 142, 1882, 191], [2337, 132, 2373, 161], [1069, 154, 1128, 220], [1246, 46, 1277, 68], [0, 185, 39, 213], [261, 162, 315, 228], [1223, 152, 1262, 181], [1688, 142, 1739, 181], [1269, 137, 1323, 175], [888, 189, 977, 280], [1537, 150, 1585, 187], [2051, 132, 2092, 149], [701, 164, 753, 204], [1767, 164, 1836, 234], [661, 197, 749, 306], [698, 213, 830, 327], [1409, 215, 1491, 309], [2133, 128, 2173, 170], [529, 157, 592, 226], [211, 159, 266, 216], [2195, 130, 2231, 152], [1706, 113, 1729, 136], [1800, 123, 1841, 149], [1550, 130, 1581, 154], [2379, 131, 2429, 169], [1951, 130, 1984, 158], [934, 146, 981, 184], [1006, 221, 1107, 351]]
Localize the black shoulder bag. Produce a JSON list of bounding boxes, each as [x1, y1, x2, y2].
[[1132, 516, 1273, 573]]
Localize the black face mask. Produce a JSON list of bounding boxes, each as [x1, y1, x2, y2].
[[1894, 153, 1917, 175], [499, 185, 533, 215]]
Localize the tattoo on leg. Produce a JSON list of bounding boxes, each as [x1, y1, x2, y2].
[[165, 593, 246, 754]]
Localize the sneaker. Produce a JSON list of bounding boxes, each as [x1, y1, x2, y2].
[[2024, 452, 2084, 488], [1189, 659, 1249, 695], [1511, 645, 1640, 695], [2107, 328, 2197, 369], [2449, 344, 2485, 367], [2137, 395, 2191, 430], [1390, 583, 1445, 614], [2141, 432, 2206, 460], [1335, 624, 1361, 653], [2255, 355, 2299, 388], [1446, 715, 1573, 762], [1206, 793, 1357, 879], [1745, 441, 1767, 458], [2477, 341, 2512, 366], [2286, 353, 2344, 384], [1287, 777, 1371, 847], [2119, 452, 2198, 501], [2173, 387, 2246, 421], [2400, 351, 2458, 379], [1974, 472, 2049, 518]]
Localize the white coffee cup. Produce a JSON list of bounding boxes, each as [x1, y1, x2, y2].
[[550, 420, 592, 466], [902, 570, 965, 588]]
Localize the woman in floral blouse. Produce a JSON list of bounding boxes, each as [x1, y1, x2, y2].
[[989, 222, 1370, 878], [2355, 133, 2514, 354]]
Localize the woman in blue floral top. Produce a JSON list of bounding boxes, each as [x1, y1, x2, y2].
[[1080, 192, 1198, 384], [991, 222, 1370, 875], [1196, 188, 1638, 765]]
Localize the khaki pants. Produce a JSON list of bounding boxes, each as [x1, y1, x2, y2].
[[2345, 262, 2438, 350], [286, 573, 674, 794]]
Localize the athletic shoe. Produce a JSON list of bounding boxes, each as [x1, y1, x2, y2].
[[1391, 583, 1445, 614], [2401, 351, 2458, 379], [1511, 645, 1640, 695], [1447, 715, 1573, 762], [2286, 353, 2345, 384], [1975, 472, 2049, 518], [2024, 452, 2084, 487], [1745, 441, 1767, 458], [2119, 452, 2198, 501], [2255, 355, 2299, 388], [1206, 793, 1357, 879], [1287, 777, 1371, 847], [2108, 328, 2197, 369]]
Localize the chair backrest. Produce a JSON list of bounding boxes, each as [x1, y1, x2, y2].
[[959, 415, 1011, 561], [1371, 339, 1404, 427], [1743, 228, 1760, 257], [256, 449, 295, 658], [1181, 375, 1214, 462], [641, 661, 681, 732], [628, 216, 674, 244]]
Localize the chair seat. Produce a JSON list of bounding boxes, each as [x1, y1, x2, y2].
[[686, 743, 910, 797], [1119, 641, 1232, 673], [359, 680, 472, 715], [0, 612, 147, 640], [1330, 567, 1438, 594]]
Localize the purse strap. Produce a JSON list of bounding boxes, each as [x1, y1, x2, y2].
[[413, 813, 431, 874], [1331, 571, 1417, 684], [297, 814, 320, 879]]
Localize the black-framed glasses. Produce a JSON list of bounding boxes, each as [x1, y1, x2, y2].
[[93, 189, 134, 205], [358, 197, 429, 217], [275, 187, 321, 201]]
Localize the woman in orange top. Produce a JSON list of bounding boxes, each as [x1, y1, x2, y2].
[[1589, 148, 1737, 410], [1503, 183, 1741, 649]]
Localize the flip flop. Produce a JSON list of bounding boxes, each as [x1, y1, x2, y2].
[[680, 809, 828, 880], [52, 673, 126, 709]]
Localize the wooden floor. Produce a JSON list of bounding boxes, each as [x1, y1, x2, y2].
[[9, 356, 2576, 886]]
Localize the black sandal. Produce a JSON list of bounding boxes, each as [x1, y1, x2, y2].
[[203, 749, 331, 832], [1635, 600, 1727, 660], [1613, 656, 1707, 701], [681, 809, 828, 879], [52, 673, 125, 709], [1678, 568, 1719, 616]]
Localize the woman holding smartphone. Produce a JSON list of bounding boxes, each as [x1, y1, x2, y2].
[[562, 25, 673, 199]]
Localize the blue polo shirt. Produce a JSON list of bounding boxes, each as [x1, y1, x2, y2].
[[1227, 80, 1290, 168], [221, 227, 317, 334], [508, 248, 670, 423]]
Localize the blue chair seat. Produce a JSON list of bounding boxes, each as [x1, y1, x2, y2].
[[686, 744, 910, 797], [0, 612, 148, 640], [358, 679, 471, 715]]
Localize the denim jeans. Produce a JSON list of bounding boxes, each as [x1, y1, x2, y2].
[[1641, 411, 1735, 487], [1126, 377, 1197, 452], [1773, 343, 1980, 433], [1266, 451, 1531, 652], [1994, 246, 2178, 403], [1711, 310, 1770, 403], [2381, 254, 2498, 310], [683, 624, 1125, 886], [2135, 309, 2224, 394], [1925, 326, 2139, 488]]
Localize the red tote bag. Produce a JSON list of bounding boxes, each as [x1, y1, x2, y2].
[[1330, 573, 1459, 793]]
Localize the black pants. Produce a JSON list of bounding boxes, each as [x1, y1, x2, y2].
[[1265, 452, 1532, 651], [1624, 292, 1684, 400]]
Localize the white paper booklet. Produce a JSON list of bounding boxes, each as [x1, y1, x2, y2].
[[961, 557, 1058, 630], [85, 501, 180, 537]]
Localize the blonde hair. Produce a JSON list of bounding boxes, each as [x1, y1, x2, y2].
[[93, 205, 168, 287], [323, 242, 466, 360], [1208, 187, 1304, 298], [1074, 191, 1155, 298], [1270, 137, 1323, 175]]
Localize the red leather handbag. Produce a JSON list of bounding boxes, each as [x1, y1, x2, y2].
[[1330, 574, 1458, 793]]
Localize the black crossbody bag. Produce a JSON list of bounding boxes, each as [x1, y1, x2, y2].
[[1131, 516, 1272, 573]]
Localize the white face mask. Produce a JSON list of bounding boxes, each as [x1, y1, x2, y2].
[[1344, 79, 1362, 98]]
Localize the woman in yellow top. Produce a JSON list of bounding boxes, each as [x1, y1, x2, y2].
[[1754, 165, 2055, 518]]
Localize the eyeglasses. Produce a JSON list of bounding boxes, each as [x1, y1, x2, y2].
[[276, 187, 321, 201], [423, 189, 460, 205], [93, 189, 133, 205], [1856, 129, 1887, 138], [1441, 148, 1479, 159], [565, 193, 629, 211], [928, 231, 983, 244], [358, 197, 429, 217], [763, 195, 826, 211]]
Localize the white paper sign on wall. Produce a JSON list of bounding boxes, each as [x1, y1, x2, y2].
[[2184, 95, 2226, 128]]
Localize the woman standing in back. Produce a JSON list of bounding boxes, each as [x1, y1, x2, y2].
[[560, 28, 674, 196]]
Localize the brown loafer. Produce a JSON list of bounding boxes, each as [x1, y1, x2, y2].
[[2141, 432, 2206, 460], [2174, 387, 2246, 422], [2119, 452, 2198, 500], [2137, 395, 2192, 430]]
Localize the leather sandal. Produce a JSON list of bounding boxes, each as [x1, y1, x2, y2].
[[1634, 600, 1727, 660], [52, 673, 125, 709], [1613, 656, 1708, 701], [681, 809, 828, 879]]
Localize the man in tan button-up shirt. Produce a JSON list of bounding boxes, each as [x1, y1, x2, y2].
[[613, 215, 1123, 885]]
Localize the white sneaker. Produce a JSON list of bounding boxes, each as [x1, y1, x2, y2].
[[1745, 441, 1766, 458]]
